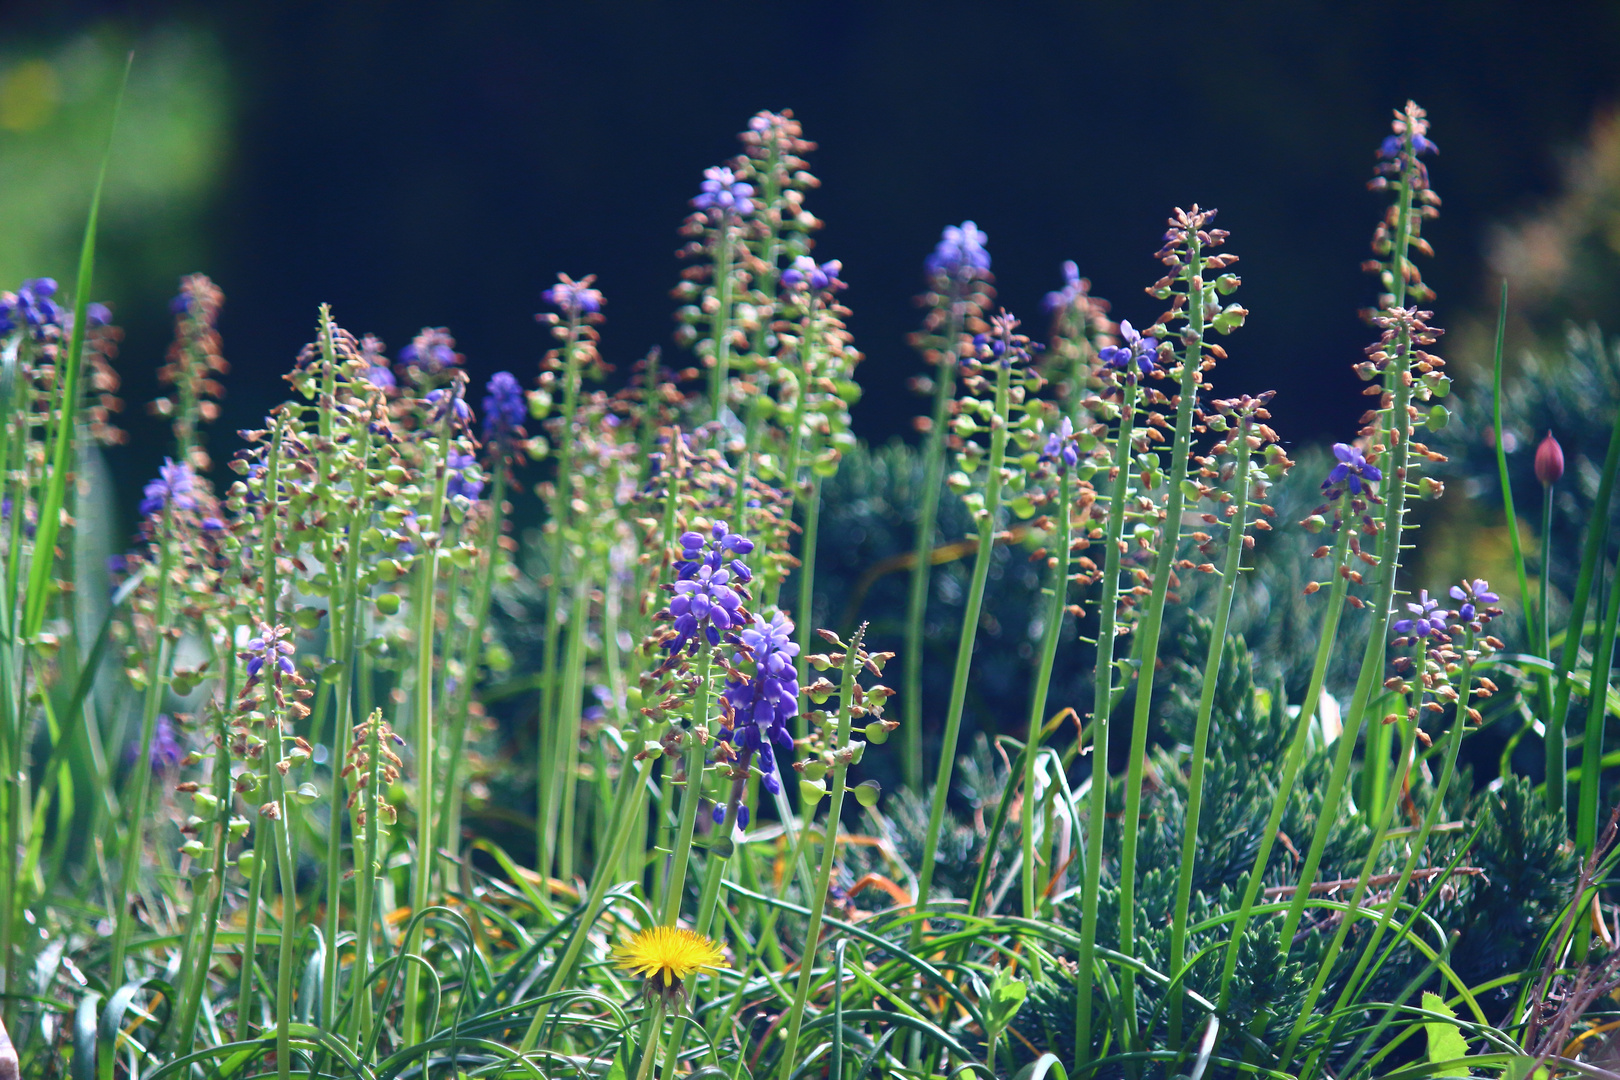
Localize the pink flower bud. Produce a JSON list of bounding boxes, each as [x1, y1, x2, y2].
[[1535, 431, 1564, 487]]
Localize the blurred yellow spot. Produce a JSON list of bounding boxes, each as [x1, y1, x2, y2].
[[0, 60, 58, 132]]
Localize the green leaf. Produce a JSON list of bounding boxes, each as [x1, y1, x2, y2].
[[1422, 991, 1469, 1065]]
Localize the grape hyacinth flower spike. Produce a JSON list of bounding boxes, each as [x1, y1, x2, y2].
[[543, 273, 603, 318], [1393, 590, 1444, 639], [397, 327, 461, 374], [717, 611, 801, 826], [139, 459, 199, 516], [1449, 578, 1501, 625], [0, 277, 64, 339], [1097, 320, 1159, 377], [691, 165, 755, 219], [481, 371, 527, 445], [445, 451, 484, 501], [663, 521, 754, 659], [1323, 442, 1382, 497], [1040, 416, 1079, 468], [925, 220, 990, 279]]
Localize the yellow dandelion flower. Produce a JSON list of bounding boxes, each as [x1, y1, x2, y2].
[[613, 925, 727, 989]]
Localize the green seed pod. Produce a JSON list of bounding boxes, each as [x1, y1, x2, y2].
[[864, 721, 890, 744], [236, 850, 258, 876], [294, 606, 323, 630], [802, 760, 828, 782], [799, 778, 828, 805], [855, 780, 882, 808], [375, 592, 401, 617], [179, 840, 206, 859], [294, 782, 320, 806], [1301, 514, 1328, 534], [1426, 404, 1449, 430]]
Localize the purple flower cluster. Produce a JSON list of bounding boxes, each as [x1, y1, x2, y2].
[[127, 714, 183, 775], [1098, 320, 1159, 377], [244, 625, 296, 682], [361, 334, 395, 389], [446, 450, 483, 501], [1379, 132, 1438, 159], [781, 256, 844, 292], [925, 221, 990, 278], [425, 384, 473, 428], [1323, 443, 1382, 497], [1449, 578, 1500, 624], [398, 327, 460, 373], [1041, 416, 1079, 468], [1393, 590, 1443, 639], [0, 278, 63, 339], [692, 165, 755, 217], [664, 521, 754, 658], [543, 274, 603, 318], [1043, 260, 1084, 312], [717, 612, 801, 824], [482, 371, 527, 444], [139, 459, 198, 516]]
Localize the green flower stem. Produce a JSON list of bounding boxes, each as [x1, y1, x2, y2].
[[1217, 524, 1352, 1011], [914, 355, 1012, 926], [1168, 425, 1256, 1047], [1282, 317, 1418, 947], [321, 404, 372, 1029], [793, 459, 826, 695], [1331, 637, 1475, 1022], [440, 465, 507, 855], [538, 310, 585, 878], [349, 709, 385, 1048], [402, 411, 453, 1048], [903, 302, 965, 792], [1362, 690, 1394, 816], [632, 995, 668, 1080], [764, 322, 815, 618], [662, 645, 714, 924], [107, 507, 176, 982], [552, 563, 592, 882], [264, 694, 301, 1080], [1117, 232, 1208, 1038], [1547, 392, 1620, 818], [1022, 466, 1074, 921], [236, 824, 268, 1044], [778, 627, 864, 1080], [1578, 553, 1620, 857], [522, 754, 654, 1052], [1074, 374, 1140, 1074], [1488, 283, 1548, 744], [174, 633, 237, 1059], [662, 845, 730, 1068], [1282, 692, 1422, 1066], [708, 231, 739, 426]]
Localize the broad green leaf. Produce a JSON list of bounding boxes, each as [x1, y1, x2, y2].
[[1422, 991, 1469, 1066]]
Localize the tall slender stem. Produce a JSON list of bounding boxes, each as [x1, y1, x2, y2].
[[914, 356, 1011, 923], [662, 646, 713, 924], [902, 302, 964, 792], [777, 628, 864, 1079], [1168, 424, 1255, 1046], [1022, 467, 1073, 920], [402, 411, 453, 1047], [1217, 525, 1352, 1010], [107, 510, 176, 981], [1117, 231, 1206, 1037], [1075, 375, 1139, 1074]]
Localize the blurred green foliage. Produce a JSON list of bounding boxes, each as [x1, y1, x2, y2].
[[0, 25, 229, 308]]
